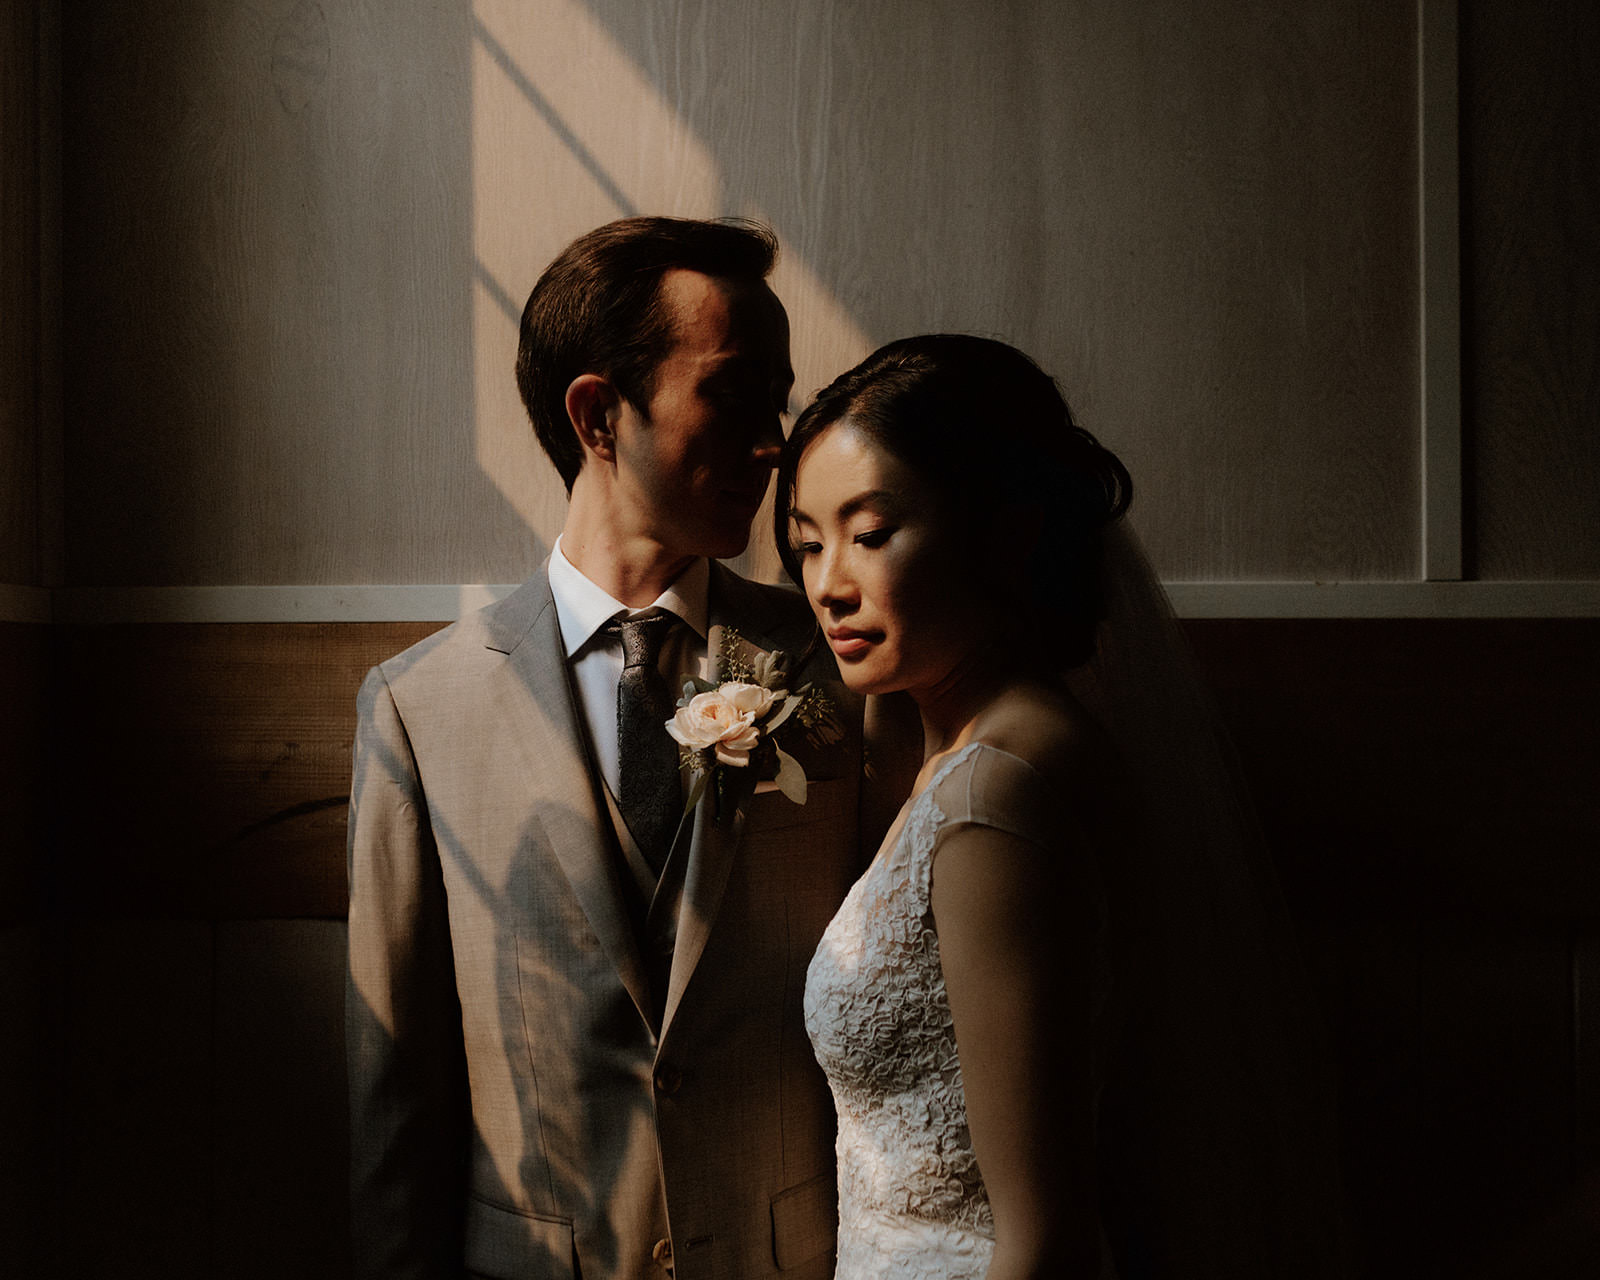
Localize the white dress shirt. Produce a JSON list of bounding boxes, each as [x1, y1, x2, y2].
[[547, 536, 710, 803]]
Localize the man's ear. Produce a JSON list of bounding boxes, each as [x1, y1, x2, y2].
[[565, 374, 622, 464]]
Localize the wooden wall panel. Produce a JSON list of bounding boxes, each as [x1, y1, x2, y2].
[[0, 925, 52, 1279], [1463, 0, 1600, 580], [1188, 619, 1600, 923], [1187, 619, 1600, 1278], [38, 616, 1600, 1278], [0, 624, 48, 920], [55, 620, 437, 919], [60, 0, 544, 588], [213, 920, 349, 1280], [591, 0, 1421, 584], [62, 0, 1421, 589], [1, 0, 42, 586], [53, 619, 1600, 927], [59, 921, 214, 1280], [46, 919, 351, 1280]]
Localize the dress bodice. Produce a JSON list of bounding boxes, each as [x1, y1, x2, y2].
[[804, 742, 1105, 1280]]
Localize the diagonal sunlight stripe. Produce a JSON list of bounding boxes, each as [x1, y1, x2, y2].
[[472, 15, 637, 218], [475, 261, 522, 326]]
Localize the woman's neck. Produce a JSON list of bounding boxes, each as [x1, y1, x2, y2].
[[911, 649, 1018, 762]]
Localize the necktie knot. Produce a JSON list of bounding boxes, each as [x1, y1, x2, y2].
[[606, 612, 673, 671]]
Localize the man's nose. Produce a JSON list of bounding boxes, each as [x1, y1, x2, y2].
[[751, 413, 783, 468]]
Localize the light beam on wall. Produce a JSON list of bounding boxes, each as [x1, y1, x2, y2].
[[469, 0, 870, 581]]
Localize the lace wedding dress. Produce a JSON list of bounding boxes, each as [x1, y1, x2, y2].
[[804, 527, 1351, 1278], [803, 741, 1111, 1280]]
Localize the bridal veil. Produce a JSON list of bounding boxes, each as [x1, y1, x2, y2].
[[1068, 523, 1354, 1279]]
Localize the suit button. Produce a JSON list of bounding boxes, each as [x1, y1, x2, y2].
[[652, 1237, 674, 1272], [654, 1065, 682, 1095]]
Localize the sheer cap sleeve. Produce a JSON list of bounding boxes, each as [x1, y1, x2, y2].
[[909, 743, 1084, 916]]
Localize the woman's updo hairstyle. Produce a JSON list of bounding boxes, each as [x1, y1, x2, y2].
[[776, 333, 1131, 668]]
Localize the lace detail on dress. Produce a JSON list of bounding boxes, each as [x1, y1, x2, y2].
[[804, 743, 999, 1280]]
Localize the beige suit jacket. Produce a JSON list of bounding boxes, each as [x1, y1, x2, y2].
[[347, 561, 872, 1280]]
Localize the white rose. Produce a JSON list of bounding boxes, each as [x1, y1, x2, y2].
[[666, 688, 763, 767], [718, 681, 778, 719]]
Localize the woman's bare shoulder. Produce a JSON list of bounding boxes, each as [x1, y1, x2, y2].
[[973, 680, 1114, 776]]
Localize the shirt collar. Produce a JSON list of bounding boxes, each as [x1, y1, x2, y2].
[[548, 535, 710, 659]]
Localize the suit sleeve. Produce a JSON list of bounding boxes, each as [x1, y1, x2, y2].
[[346, 664, 469, 1279]]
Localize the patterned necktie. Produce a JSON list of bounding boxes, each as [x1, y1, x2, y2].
[[605, 611, 680, 874]]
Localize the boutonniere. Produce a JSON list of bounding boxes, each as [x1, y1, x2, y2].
[[664, 629, 843, 817]]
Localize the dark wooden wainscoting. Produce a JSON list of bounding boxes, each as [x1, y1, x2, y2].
[[1189, 620, 1600, 1279], [19, 618, 1600, 1278]]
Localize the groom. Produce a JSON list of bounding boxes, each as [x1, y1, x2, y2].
[[347, 217, 895, 1280]]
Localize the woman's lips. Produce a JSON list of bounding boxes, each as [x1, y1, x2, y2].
[[826, 629, 879, 660]]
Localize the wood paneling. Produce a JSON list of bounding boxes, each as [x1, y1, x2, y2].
[[1188, 619, 1600, 924], [56, 621, 437, 919], [597, 0, 1421, 585], [52, 618, 1600, 926], [0, 623, 48, 921], [1463, 0, 1600, 579], [59, 921, 214, 1280], [35, 617, 1600, 1276], [1, 0, 42, 585], [213, 920, 349, 1280], [0, 925, 53, 1279], [60, 0, 540, 588], [63, 0, 1421, 588], [1187, 618, 1600, 1278], [48, 919, 349, 1280]]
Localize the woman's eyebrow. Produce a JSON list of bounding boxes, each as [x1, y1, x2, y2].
[[837, 489, 895, 521], [788, 489, 897, 530]]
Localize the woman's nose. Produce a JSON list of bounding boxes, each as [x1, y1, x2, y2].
[[810, 547, 857, 612]]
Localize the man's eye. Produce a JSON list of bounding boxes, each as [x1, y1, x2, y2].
[[854, 528, 893, 548]]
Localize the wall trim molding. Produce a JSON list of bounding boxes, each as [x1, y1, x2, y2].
[[1418, 0, 1463, 581], [3, 580, 1595, 625], [0, 584, 52, 624], [1164, 581, 1600, 619]]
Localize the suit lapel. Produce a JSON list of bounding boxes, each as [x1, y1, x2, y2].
[[483, 569, 655, 1033], [660, 566, 810, 1038]]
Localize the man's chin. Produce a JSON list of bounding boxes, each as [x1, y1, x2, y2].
[[697, 526, 754, 561]]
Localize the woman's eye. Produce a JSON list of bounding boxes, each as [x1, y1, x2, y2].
[[853, 528, 894, 549], [794, 541, 822, 558]]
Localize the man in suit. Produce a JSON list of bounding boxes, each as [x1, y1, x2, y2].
[[346, 217, 891, 1280]]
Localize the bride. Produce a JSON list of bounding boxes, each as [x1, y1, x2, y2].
[[776, 335, 1350, 1280]]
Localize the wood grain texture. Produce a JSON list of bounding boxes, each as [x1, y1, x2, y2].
[[0, 925, 52, 1279], [1188, 619, 1600, 926], [46, 919, 350, 1280], [62, 0, 1422, 588], [1, 0, 43, 586], [58, 921, 214, 1280], [55, 620, 439, 919], [34, 616, 1600, 1278], [213, 920, 349, 1279], [50, 618, 1599, 923], [61, 0, 546, 587], [1461, 0, 1600, 580], [0, 624, 48, 922], [1188, 618, 1600, 1278]]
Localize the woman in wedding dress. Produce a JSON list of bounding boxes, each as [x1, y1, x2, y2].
[[775, 335, 1351, 1280]]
